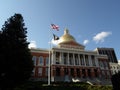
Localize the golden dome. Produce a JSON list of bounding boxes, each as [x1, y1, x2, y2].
[[58, 28, 76, 44]]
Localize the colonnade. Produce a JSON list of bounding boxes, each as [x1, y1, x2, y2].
[[51, 51, 99, 67]]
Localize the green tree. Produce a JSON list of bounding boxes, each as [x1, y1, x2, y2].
[[0, 13, 33, 89], [111, 71, 120, 90]]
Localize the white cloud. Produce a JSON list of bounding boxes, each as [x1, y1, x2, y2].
[[28, 41, 37, 48], [51, 39, 59, 45], [93, 31, 112, 43], [83, 39, 89, 45]]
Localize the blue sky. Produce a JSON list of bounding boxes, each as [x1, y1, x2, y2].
[[0, 0, 120, 60]]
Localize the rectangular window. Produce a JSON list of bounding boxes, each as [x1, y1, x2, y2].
[[31, 68, 35, 76], [46, 57, 49, 66], [102, 71, 105, 78], [39, 56, 44, 65], [70, 68, 74, 76], [45, 68, 48, 76], [38, 68, 42, 76], [32, 56, 36, 66]]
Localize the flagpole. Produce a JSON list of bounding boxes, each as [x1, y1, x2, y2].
[[48, 42, 51, 85], [48, 30, 52, 86], [48, 24, 59, 85]]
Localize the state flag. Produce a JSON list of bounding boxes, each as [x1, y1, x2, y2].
[[53, 34, 59, 40]]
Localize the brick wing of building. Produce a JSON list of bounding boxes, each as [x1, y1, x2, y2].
[[30, 29, 112, 84]]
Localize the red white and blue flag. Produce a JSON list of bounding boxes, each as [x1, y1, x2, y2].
[[51, 24, 59, 31]]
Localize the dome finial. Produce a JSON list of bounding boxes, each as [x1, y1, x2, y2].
[[64, 28, 69, 35]]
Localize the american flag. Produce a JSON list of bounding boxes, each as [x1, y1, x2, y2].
[[51, 24, 59, 31]]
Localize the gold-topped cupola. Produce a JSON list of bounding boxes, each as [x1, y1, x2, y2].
[[58, 28, 85, 50], [58, 28, 76, 44]]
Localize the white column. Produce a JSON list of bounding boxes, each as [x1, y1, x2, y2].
[[95, 56, 98, 67], [67, 53, 69, 65], [83, 55, 86, 66], [88, 55, 92, 66], [78, 54, 81, 66], [51, 51, 53, 64], [60, 52, 62, 64], [51, 51, 55, 64], [73, 53, 75, 65]]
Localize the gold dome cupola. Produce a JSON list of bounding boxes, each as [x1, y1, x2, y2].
[[58, 28, 85, 50], [58, 28, 76, 44]]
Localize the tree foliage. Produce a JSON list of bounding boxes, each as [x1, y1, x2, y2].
[[111, 71, 120, 90], [0, 13, 33, 88]]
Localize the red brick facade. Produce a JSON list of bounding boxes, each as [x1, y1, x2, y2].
[[30, 29, 112, 83]]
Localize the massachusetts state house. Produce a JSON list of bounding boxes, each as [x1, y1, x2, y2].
[[30, 29, 111, 84]]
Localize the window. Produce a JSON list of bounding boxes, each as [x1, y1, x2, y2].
[[64, 68, 68, 75], [46, 57, 49, 66], [107, 71, 110, 78], [56, 67, 60, 76], [32, 56, 36, 66], [76, 68, 80, 77], [104, 61, 108, 69], [45, 68, 48, 76], [100, 61, 104, 68], [82, 69, 85, 78], [38, 68, 42, 76], [102, 71, 105, 78], [70, 68, 74, 76], [39, 56, 44, 65], [94, 69, 98, 77], [31, 68, 35, 76]]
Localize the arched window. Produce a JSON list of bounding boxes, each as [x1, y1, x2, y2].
[[32, 56, 36, 66], [39, 56, 44, 65]]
